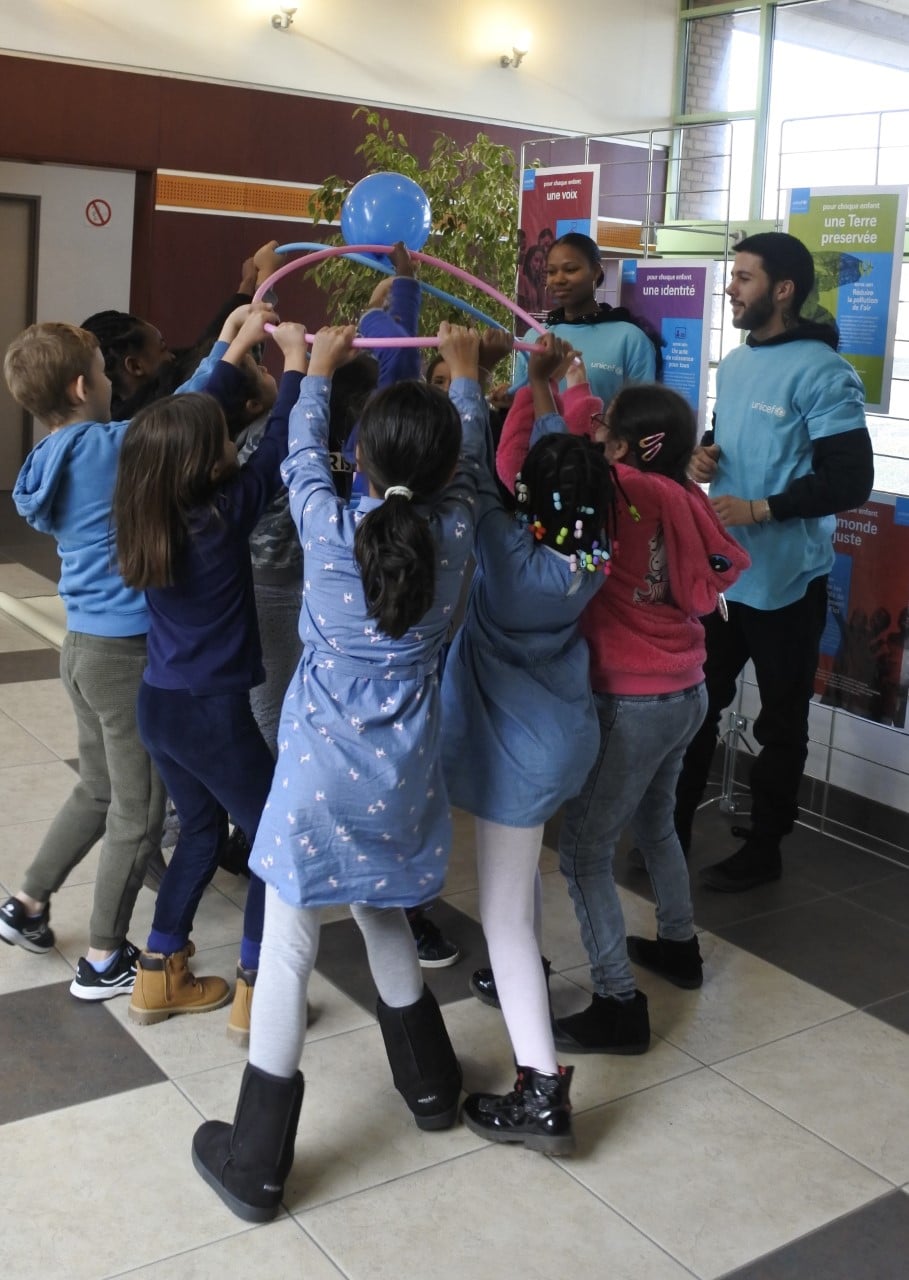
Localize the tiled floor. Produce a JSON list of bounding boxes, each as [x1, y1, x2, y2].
[[1, 496, 908, 1280]]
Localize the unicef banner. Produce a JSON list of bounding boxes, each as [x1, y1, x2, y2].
[[786, 186, 907, 413], [815, 493, 909, 731], [619, 259, 712, 423], [517, 166, 600, 318]]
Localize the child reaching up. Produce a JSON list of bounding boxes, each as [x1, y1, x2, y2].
[[113, 305, 302, 1039], [0, 320, 230, 999], [440, 336, 614, 1155], [498, 362, 750, 1054], [192, 322, 488, 1223]]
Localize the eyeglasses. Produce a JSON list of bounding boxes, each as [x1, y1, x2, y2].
[[590, 412, 607, 430]]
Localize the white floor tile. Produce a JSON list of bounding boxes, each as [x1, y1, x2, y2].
[[715, 1009, 909, 1184], [0, 565, 59, 598], [0, 677, 78, 758], [108, 1217, 345, 1279], [0, 937, 74, 996], [0, 612, 49, 652], [300, 1146, 693, 1280], [0, 759, 82, 825], [0, 1083, 251, 1279], [631, 932, 853, 1064], [565, 1068, 890, 1278]]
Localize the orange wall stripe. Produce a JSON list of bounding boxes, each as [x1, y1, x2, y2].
[[155, 172, 323, 220]]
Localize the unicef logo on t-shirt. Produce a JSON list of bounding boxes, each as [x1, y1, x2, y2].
[[591, 360, 623, 376], [751, 399, 787, 418]]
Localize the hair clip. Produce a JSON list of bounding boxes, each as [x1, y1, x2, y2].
[[569, 553, 578, 573], [627, 504, 641, 523], [553, 491, 563, 511], [530, 519, 547, 541], [574, 519, 583, 540], [639, 432, 665, 462], [556, 526, 569, 546], [580, 505, 594, 516], [515, 479, 529, 505]]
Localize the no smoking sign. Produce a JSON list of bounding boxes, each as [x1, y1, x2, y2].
[[85, 198, 112, 227]]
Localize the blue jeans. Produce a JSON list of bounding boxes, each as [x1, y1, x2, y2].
[[137, 684, 272, 958], [559, 683, 707, 998]]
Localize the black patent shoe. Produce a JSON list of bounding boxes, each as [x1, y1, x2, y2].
[[468, 966, 500, 1007], [468, 956, 551, 1009], [462, 1065, 574, 1155]]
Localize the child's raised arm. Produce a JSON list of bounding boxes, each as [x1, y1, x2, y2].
[[528, 334, 578, 420], [270, 321, 309, 375], [438, 321, 480, 384], [478, 327, 514, 396], [307, 325, 357, 379], [221, 305, 279, 366]]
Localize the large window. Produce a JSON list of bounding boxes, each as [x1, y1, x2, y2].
[[679, 0, 909, 492]]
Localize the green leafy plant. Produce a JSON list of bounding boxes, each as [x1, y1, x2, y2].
[[308, 108, 519, 336]]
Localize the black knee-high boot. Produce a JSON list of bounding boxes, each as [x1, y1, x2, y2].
[[192, 1062, 304, 1222], [377, 985, 462, 1131]]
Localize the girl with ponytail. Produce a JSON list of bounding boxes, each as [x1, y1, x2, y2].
[[193, 322, 489, 1221]]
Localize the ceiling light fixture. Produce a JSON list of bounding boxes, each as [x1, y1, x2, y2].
[[271, 6, 297, 31], [500, 33, 530, 69]]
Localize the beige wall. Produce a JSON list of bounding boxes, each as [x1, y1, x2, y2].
[[0, 0, 678, 137]]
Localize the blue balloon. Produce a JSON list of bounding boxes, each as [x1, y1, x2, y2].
[[341, 172, 432, 252]]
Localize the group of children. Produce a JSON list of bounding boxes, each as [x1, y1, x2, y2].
[[0, 232, 749, 1223]]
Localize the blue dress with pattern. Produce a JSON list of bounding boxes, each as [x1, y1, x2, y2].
[[251, 374, 486, 908]]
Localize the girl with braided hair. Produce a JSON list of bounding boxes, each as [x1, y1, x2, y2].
[[498, 366, 750, 1056], [440, 337, 614, 1155]]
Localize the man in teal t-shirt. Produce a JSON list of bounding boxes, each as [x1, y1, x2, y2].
[[675, 232, 873, 891]]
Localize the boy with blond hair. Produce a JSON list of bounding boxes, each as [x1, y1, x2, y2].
[[0, 320, 226, 997]]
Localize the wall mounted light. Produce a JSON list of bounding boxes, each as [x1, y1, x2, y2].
[[500, 33, 530, 69], [271, 6, 297, 30]]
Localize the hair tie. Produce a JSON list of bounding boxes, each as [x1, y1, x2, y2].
[[384, 485, 413, 501]]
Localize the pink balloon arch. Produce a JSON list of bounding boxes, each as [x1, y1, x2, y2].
[[253, 244, 546, 351]]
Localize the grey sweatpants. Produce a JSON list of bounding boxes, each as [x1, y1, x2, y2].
[[22, 631, 165, 950]]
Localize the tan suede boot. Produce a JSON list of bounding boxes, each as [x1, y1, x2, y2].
[[128, 942, 231, 1025], [226, 963, 256, 1047]]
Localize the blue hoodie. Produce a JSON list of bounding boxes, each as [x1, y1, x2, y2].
[[12, 341, 228, 637]]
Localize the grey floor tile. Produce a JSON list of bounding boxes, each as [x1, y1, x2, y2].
[[842, 870, 909, 928], [865, 991, 909, 1033], [716, 895, 909, 1006], [718, 1190, 909, 1280], [0, 980, 165, 1123], [0, 650, 62, 684], [315, 900, 486, 1012]]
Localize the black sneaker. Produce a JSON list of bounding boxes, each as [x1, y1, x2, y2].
[[409, 912, 461, 968], [70, 941, 140, 1001], [0, 896, 55, 952]]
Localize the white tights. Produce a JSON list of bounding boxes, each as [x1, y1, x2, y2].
[[475, 817, 558, 1076], [249, 886, 424, 1079]]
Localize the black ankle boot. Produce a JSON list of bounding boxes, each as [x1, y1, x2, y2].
[[462, 1065, 574, 1155], [626, 934, 703, 989], [192, 1062, 304, 1222], [553, 990, 650, 1054], [700, 833, 781, 892], [468, 956, 551, 1009], [377, 986, 462, 1131]]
